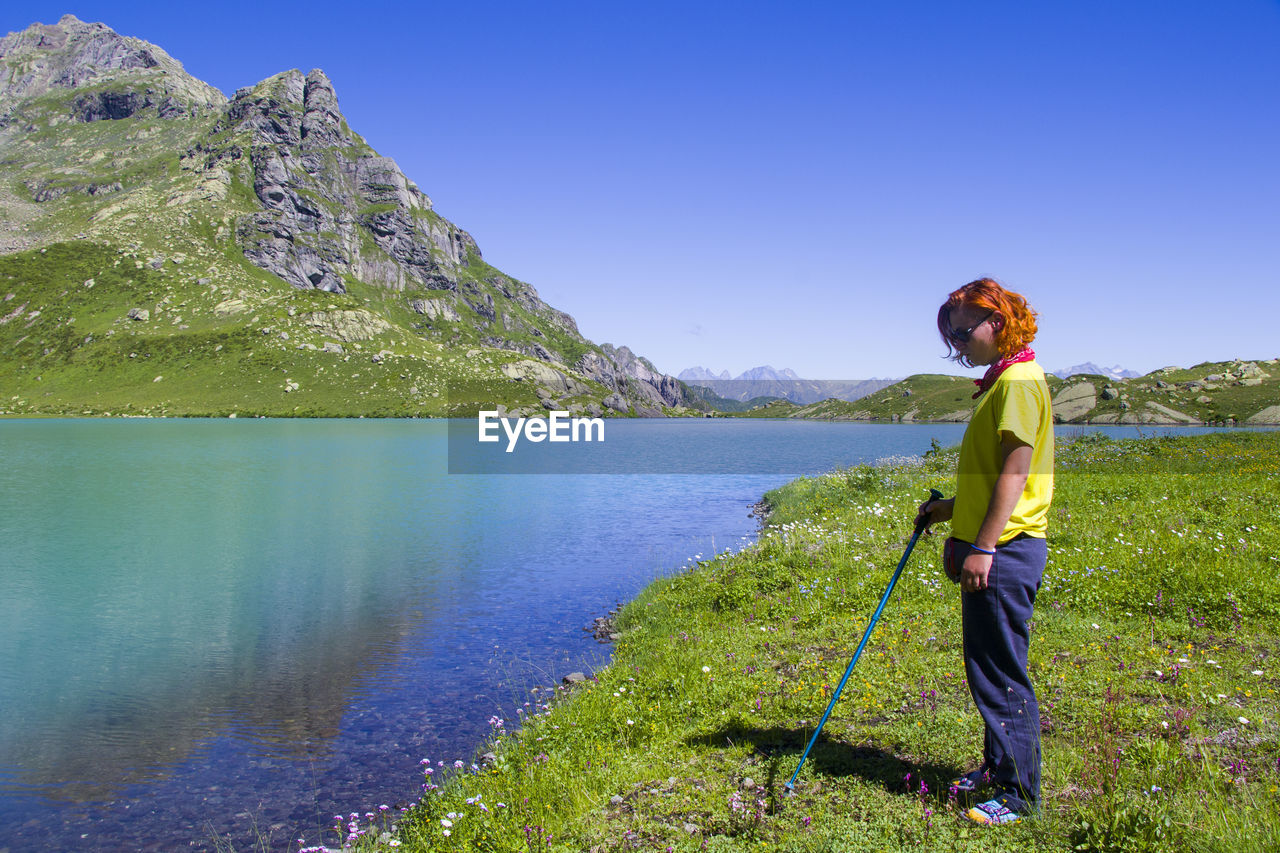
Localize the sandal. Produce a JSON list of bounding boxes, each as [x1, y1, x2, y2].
[[966, 793, 1028, 826]]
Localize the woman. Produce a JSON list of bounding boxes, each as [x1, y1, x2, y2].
[[917, 277, 1054, 826]]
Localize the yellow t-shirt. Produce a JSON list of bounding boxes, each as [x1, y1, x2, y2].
[[952, 360, 1054, 543]]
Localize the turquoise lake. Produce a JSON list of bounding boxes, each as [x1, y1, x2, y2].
[[0, 418, 1246, 851]]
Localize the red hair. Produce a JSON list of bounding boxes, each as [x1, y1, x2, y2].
[[937, 277, 1038, 367]]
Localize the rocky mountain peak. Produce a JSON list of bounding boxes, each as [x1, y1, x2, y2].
[[224, 69, 345, 148], [227, 68, 342, 142], [0, 15, 224, 116], [205, 65, 468, 294], [1050, 362, 1139, 381]]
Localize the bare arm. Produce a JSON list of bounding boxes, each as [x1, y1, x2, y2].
[[961, 434, 1032, 592]]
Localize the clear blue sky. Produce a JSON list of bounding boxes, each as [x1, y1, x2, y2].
[[9, 1, 1280, 378]]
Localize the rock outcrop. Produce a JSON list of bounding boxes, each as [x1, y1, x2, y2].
[[578, 344, 687, 414], [1052, 381, 1096, 422], [1142, 402, 1200, 424], [300, 310, 392, 342], [1246, 405, 1280, 425], [203, 68, 476, 294]]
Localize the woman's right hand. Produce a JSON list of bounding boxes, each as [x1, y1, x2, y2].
[[916, 496, 954, 532]]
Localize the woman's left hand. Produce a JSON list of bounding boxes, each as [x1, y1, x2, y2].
[[961, 550, 993, 592]]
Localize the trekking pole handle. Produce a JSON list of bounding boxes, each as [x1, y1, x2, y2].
[[915, 488, 945, 535]]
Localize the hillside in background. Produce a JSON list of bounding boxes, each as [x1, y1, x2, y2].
[[727, 360, 1280, 425], [0, 16, 704, 418]]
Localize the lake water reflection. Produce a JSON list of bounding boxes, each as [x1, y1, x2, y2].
[[0, 418, 1242, 851]]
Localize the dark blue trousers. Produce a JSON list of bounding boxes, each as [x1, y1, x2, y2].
[[960, 535, 1046, 806]]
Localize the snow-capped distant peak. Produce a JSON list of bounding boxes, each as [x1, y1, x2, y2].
[[1051, 362, 1140, 380]]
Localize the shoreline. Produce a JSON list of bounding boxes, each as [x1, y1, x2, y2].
[[3, 409, 1278, 426]]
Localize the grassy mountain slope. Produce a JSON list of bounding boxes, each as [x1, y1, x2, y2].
[[727, 375, 983, 421], [0, 242, 557, 417], [0, 16, 702, 418], [1054, 362, 1280, 425]]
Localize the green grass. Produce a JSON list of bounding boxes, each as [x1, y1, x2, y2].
[[0, 239, 681, 419], [722, 374, 994, 422], [803, 374, 980, 422], [0, 242, 629, 418], [307, 430, 1280, 852]]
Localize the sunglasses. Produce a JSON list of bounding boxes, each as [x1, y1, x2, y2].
[[947, 311, 994, 344]]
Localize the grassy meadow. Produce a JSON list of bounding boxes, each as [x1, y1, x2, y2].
[[295, 430, 1280, 852], [0, 243, 600, 418]]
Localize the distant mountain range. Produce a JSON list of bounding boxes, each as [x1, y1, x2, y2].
[[680, 365, 805, 383], [1050, 362, 1140, 380], [677, 365, 897, 405]]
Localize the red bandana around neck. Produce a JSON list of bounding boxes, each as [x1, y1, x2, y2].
[[973, 347, 1035, 398]]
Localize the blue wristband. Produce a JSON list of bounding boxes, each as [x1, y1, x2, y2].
[[970, 544, 996, 555]]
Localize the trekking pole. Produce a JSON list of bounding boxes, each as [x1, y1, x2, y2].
[[784, 487, 944, 793]]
